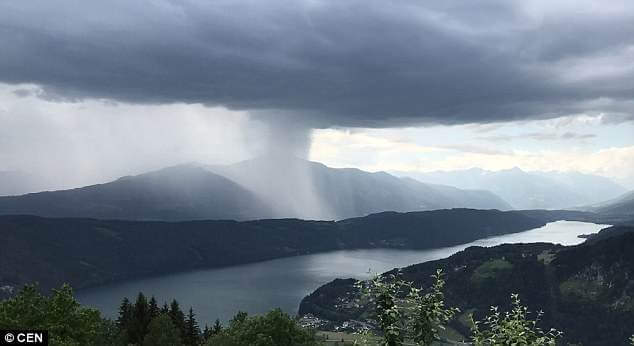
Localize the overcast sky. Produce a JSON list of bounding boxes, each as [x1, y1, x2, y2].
[[1, 1, 633, 188]]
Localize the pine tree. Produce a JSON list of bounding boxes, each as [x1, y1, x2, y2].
[[116, 297, 132, 328], [184, 307, 201, 346], [212, 319, 222, 335], [202, 324, 211, 341], [116, 297, 133, 343], [169, 299, 187, 339], [148, 296, 160, 320], [131, 292, 150, 344]]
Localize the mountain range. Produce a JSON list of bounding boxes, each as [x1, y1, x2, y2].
[[0, 157, 511, 221], [2, 158, 630, 221], [394, 167, 626, 210]]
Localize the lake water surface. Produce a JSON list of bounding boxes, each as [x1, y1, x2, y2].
[[76, 220, 609, 324]]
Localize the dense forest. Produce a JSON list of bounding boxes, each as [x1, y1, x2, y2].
[[0, 284, 316, 346], [2, 275, 632, 345], [0, 208, 587, 295]]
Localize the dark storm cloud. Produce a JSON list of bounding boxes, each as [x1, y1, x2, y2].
[[1, 0, 633, 127]]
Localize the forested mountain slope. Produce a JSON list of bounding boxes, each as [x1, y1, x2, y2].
[[0, 209, 549, 295], [300, 226, 634, 345]]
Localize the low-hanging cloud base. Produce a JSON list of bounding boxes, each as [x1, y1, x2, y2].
[[0, 1, 633, 192]]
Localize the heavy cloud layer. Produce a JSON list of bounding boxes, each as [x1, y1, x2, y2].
[[1, 0, 634, 127]]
